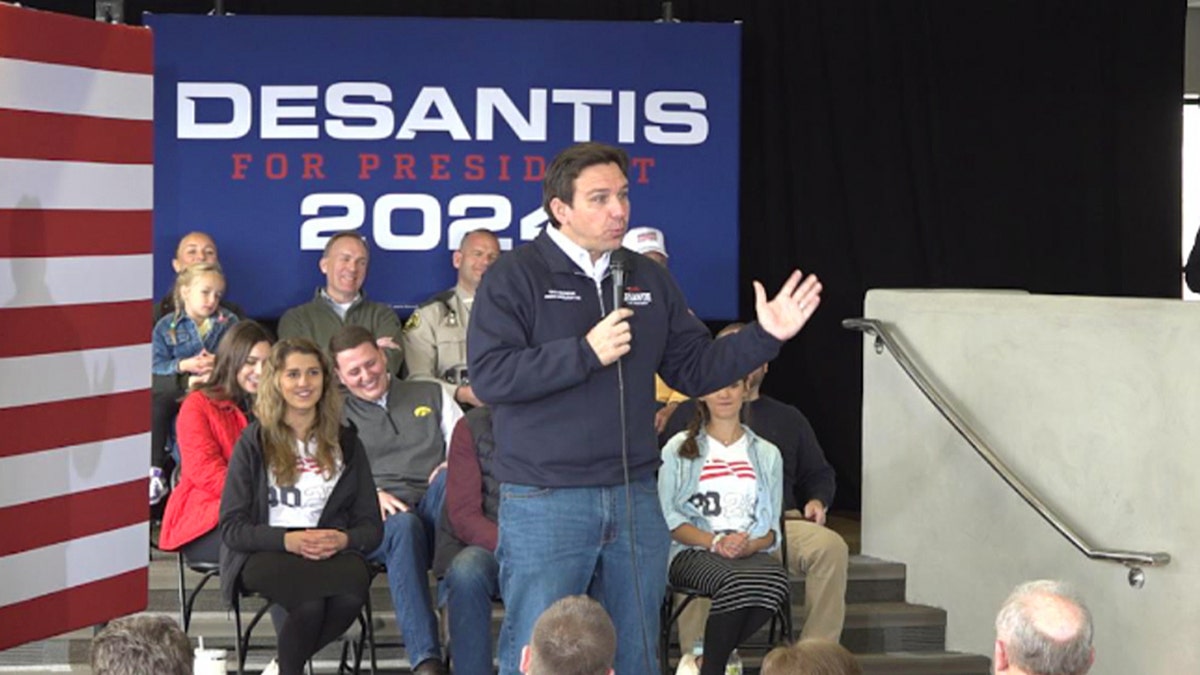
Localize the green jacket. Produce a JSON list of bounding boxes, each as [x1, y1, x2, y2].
[[278, 288, 404, 373]]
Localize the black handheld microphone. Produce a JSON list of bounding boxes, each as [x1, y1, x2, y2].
[[610, 250, 627, 312]]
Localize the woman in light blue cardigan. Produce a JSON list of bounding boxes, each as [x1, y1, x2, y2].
[[659, 377, 789, 675]]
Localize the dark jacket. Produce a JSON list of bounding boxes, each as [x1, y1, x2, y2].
[[468, 231, 782, 487], [341, 378, 445, 505], [432, 407, 500, 577], [218, 421, 383, 607]]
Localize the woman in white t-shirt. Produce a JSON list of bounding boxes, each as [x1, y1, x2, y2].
[[219, 338, 382, 675], [659, 377, 790, 675]]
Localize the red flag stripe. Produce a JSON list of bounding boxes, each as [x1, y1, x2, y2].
[[0, 389, 150, 459], [0, 300, 152, 358], [0, 480, 147, 557], [0, 209, 152, 257], [0, 108, 152, 164], [0, 5, 152, 75], [0, 568, 147, 652]]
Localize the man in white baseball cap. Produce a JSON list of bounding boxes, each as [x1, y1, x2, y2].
[[622, 226, 670, 267], [621, 226, 688, 432]]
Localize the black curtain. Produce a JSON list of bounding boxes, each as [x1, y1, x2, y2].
[[32, 0, 1184, 509]]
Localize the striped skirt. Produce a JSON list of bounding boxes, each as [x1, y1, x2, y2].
[[669, 548, 790, 616]]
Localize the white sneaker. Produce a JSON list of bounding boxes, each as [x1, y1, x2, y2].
[[675, 653, 699, 675], [260, 658, 279, 675], [149, 467, 167, 505]]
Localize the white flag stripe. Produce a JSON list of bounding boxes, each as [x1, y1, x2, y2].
[[0, 344, 149, 409], [0, 158, 152, 211], [0, 254, 153, 309], [0, 523, 147, 606], [0, 433, 150, 510], [0, 57, 153, 121]]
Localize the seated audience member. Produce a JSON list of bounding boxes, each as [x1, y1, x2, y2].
[[403, 228, 500, 408], [761, 639, 862, 675], [994, 580, 1094, 675], [151, 262, 239, 505], [90, 614, 193, 675], [154, 231, 245, 321], [659, 376, 791, 675], [159, 321, 274, 563], [520, 595, 616, 675], [621, 226, 689, 432], [278, 232, 403, 373], [662, 323, 848, 648], [330, 326, 463, 675], [219, 338, 382, 675], [431, 407, 500, 674]]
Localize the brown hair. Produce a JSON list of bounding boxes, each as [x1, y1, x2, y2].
[[328, 324, 376, 362], [195, 320, 274, 402], [527, 595, 616, 675], [253, 338, 343, 486], [761, 640, 862, 675], [322, 231, 369, 259], [677, 379, 750, 460], [542, 143, 629, 228]]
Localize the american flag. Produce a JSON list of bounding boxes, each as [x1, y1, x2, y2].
[[0, 4, 152, 649]]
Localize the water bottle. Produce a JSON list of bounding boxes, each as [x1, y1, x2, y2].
[[725, 649, 743, 675]]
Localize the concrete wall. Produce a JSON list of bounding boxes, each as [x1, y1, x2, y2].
[[860, 289, 1200, 674]]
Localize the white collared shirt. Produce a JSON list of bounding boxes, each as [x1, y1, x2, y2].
[[545, 223, 611, 288]]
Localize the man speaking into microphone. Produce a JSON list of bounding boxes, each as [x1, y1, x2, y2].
[[468, 142, 822, 674]]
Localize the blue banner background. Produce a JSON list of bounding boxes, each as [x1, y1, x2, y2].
[[149, 15, 741, 319]]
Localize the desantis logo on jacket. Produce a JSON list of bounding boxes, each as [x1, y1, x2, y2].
[[623, 286, 652, 307]]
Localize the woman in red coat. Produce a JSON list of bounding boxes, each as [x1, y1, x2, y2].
[[159, 321, 274, 563]]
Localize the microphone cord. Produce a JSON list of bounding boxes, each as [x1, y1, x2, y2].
[[617, 354, 656, 675], [612, 255, 656, 675]]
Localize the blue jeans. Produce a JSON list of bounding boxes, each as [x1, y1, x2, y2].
[[368, 472, 445, 667], [439, 545, 500, 675], [496, 478, 669, 675]]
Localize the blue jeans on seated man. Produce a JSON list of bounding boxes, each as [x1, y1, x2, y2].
[[369, 471, 446, 668], [439, 545, 500, 674], [495, 477, 669, 675]]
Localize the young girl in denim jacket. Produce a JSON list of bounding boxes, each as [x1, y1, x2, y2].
[[149, 262, 238, 503]]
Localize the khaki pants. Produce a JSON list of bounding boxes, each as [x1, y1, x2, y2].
[[674, 514, 848, 650]]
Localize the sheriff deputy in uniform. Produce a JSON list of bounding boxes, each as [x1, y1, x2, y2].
[[403, 228, 501, 409]]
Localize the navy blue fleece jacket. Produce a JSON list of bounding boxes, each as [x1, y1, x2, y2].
[[467, 230, 782, 487]]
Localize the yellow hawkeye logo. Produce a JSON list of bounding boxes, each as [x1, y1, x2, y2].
[[414, 406, 433, 418]]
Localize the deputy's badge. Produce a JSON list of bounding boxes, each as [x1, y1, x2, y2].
[[404, 313, 421, 331], [413, 405, 433, 418]]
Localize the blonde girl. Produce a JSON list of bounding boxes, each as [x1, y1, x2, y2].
[[149, 262, 238, 503]]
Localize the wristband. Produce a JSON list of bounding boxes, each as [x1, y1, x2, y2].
[[709, 533, 726, 552]]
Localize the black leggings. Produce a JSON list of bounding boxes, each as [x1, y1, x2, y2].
[[240, 551, 370, 675], [150, 389, 181, 468], [699, 607, 773, 675], [275, 595, 362, 675]]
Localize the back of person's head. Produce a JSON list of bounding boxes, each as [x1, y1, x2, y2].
[[995, 580, 1094, 675], [90, 614, 193, 675], [761, 639, 862, 675], [522, 595, 616, 675]]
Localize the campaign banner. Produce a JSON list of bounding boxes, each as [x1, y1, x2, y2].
[[149, 15, 741, 319]]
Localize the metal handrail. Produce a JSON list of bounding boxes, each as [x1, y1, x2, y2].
[[844, 317, 1170, 584]]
